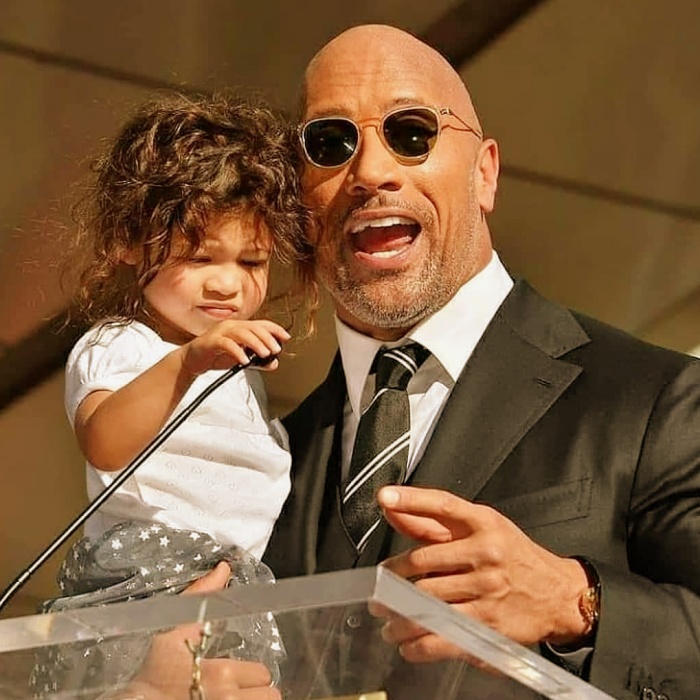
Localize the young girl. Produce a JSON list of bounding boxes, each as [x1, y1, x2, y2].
[[31, 92, 315, 694], [61, 90, 314, 562], [51, 88, 317, 587]]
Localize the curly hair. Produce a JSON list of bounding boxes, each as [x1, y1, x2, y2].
[[64, 90, 317, 335]]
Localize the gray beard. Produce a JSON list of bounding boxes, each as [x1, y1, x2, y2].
[[322, 254, 453, 331], [320, 187, 482, 332]]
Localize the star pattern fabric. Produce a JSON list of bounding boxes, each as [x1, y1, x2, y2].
[[30, 521, 284, 697]]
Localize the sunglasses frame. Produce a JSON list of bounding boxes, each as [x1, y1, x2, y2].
[[298, 105, 483, 169]]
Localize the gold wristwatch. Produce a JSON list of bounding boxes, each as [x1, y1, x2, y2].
[[572, 556, 601, 638]]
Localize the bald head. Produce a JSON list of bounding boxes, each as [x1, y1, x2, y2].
[[302, 24, 481, 132], [298, 23, 499, 339]]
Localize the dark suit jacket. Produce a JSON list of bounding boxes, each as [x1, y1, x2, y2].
[[265, 280, 700, 700]]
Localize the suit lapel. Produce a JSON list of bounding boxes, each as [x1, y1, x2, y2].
[[412, 280, 589, 497], [385, 281, 590, 555]]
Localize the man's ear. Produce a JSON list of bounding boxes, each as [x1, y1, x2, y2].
[[476, 138, 499, 214]]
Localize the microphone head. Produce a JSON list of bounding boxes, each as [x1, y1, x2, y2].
[[246, 351, 280, 368]]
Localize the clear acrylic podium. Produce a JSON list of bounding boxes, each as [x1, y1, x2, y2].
[[0, 566, 614, 699]]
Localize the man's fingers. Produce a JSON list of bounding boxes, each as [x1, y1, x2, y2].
[[235, 689, 282, 700], [378, 486, 479, 539], [201, 658, 273, 689], [133, 657, 280, 700], [367, 600, 393, 619], [381, 508, 454, 543], [379, 609, 502, 672], [398, 633, 500, 674], [398, 634, 465, 664], [182, 561, 231, 595], [382, 536, 480, 581], [380, 613, 427, 645]]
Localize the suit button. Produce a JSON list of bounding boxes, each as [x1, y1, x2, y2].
[[346, 614, 362, 629], [640, 688, 657, 700]]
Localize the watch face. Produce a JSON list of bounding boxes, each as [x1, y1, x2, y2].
[[571, 555, 600, 636], [579, 585, 600, 635]]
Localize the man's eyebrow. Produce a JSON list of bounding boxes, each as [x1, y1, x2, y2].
[[302, 107, 343, 119], [391, 96, 426, 106]]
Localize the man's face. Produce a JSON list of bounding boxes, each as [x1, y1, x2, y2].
[[300, 37, 497, 340]]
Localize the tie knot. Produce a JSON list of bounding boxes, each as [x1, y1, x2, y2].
[[375, 343, 430, 390]]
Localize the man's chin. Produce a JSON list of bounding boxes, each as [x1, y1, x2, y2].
[[340, 296, 432, 334], [326, 266, 445, 329]]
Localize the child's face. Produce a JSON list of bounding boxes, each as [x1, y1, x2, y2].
[[143, 213, 272, 344]]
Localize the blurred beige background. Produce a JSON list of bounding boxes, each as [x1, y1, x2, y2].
[[1, 0, 700, 617]]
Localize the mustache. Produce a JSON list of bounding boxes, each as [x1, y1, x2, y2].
[[332, 195, 429, 231]]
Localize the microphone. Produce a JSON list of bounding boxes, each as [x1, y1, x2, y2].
[[0, 352, 277, 613]]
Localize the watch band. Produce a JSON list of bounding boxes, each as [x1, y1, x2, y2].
[[571, 556, 601, 638]]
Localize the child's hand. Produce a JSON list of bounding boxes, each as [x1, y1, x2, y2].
[[180, 320, 290, 376]]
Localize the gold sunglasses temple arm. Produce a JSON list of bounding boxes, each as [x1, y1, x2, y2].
[[441, 107, 484, 140]]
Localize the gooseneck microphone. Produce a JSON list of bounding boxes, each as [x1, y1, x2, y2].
[[0, 353, 275, 613]]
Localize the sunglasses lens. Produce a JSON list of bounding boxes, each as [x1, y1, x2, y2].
[[384, 108, 439, 159], [302, 119, 358, 167]]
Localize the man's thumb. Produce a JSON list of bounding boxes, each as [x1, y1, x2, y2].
[[183, 561, 231, 595]]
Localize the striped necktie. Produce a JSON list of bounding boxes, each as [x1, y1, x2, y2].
[[341, 342, 431, 551]]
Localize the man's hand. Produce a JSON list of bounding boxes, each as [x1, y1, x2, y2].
[[376, 486, 590, 663], [126, 562, 281, 700]]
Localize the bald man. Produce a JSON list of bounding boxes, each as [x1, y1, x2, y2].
[[263, 24, 700, 700]]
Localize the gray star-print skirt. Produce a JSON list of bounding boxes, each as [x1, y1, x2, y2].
[[29, 520, 284, 697]]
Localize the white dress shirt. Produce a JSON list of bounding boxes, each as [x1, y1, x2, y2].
[[336, 252, 514, 480]]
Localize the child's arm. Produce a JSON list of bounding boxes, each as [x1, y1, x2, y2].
[[74, 319, 290, 472]]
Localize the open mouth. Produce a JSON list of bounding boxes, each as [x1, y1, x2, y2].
[[349, 216, 420, 258]]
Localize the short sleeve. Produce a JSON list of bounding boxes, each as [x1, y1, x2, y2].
[[64, 322, 173, 426]]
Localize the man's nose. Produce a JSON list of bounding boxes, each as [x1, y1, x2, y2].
[[344, 125, 403, 196]]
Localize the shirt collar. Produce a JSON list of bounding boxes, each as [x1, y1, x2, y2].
[[336, 252, 514, 418]]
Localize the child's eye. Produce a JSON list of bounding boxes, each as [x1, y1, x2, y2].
[[189, 255, 212, 264], [241, 258, 268, 268]]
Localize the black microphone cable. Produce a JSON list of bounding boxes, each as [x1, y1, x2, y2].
[[0, 353, 274, 613]]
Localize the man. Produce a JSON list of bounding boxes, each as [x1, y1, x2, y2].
[[262, 23, 700, 700]]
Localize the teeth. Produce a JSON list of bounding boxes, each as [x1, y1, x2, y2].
[[349, 216, 416, 234], [370, 249, 401, 258]]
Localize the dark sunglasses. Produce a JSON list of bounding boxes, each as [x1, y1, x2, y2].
[[298, 105, 483, 169]]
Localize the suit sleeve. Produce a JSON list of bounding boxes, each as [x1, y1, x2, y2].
[[588, 360, 700, 698]]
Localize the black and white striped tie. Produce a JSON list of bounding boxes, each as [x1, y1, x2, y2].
[[341, 342, 431, 551]]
